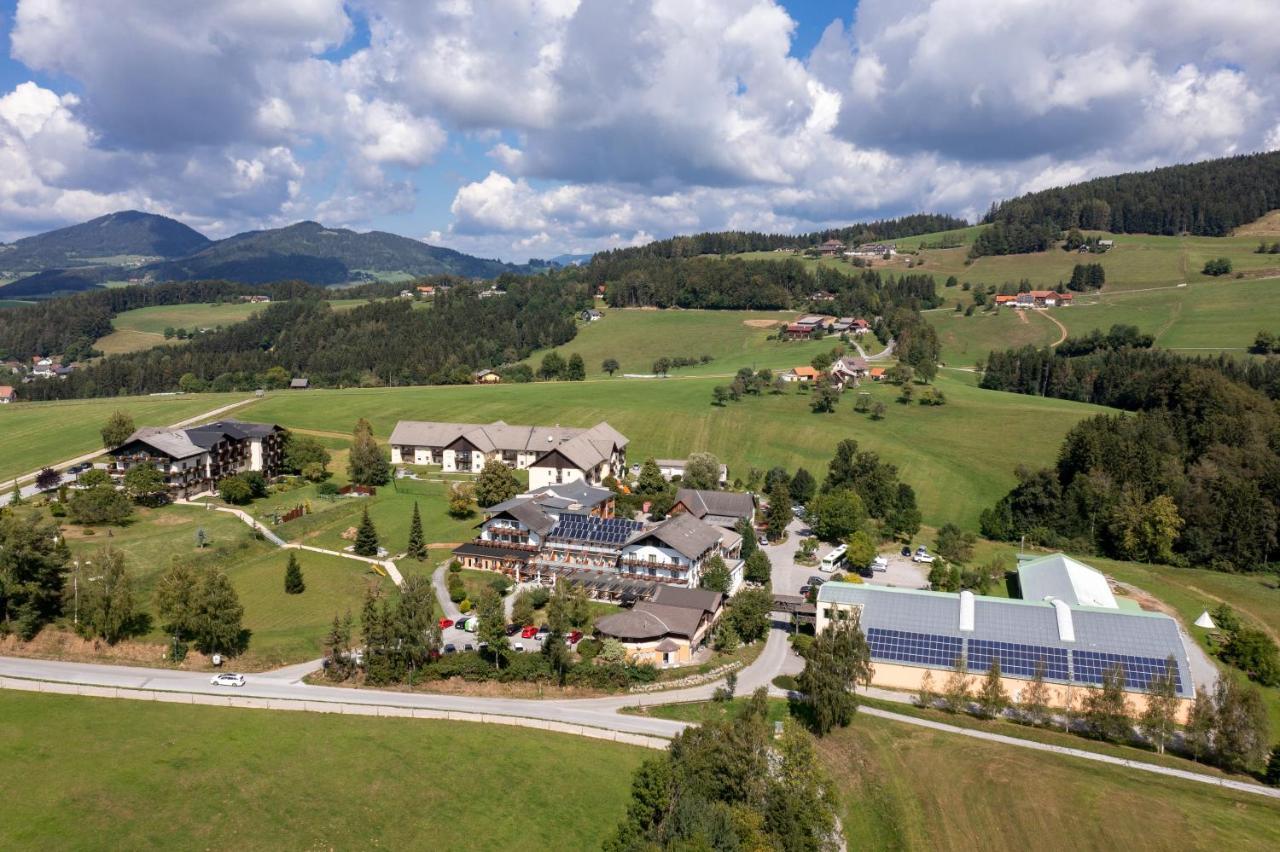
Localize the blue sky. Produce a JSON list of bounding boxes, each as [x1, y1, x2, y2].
[[0, 1, 1275, 259]]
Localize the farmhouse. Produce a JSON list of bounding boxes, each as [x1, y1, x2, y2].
[[595, 586, 725, 667], [388, 419, 628, 489], [0, 385, 15, 403], [817, 239, 845, 256], [472, 369, 502, 384], [1013, 291, 1074, 308], [868, 367, 886, 381], [454, 494, 742, 595], [652, 459, 729, 486], [107, 420, 285, 498], [830, 356, 869, 387], [847, 243, 897, 258], [670, 488, 755, 528], [816, 577, 1195, 718]]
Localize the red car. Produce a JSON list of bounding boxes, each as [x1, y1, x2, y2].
[[438, 617, 454, 630], [520, 625, 538, 639], [567, 630, 583, 644]]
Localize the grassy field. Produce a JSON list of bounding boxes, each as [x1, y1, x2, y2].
[[0, 691, 644, 850], [235, 375, 1107, 529], [522, 308, 862, 377], [53, 503, 394, 667], [0, 392, 252, 483], [825, 709, 1280, 849], [95, 299, 369, 354]]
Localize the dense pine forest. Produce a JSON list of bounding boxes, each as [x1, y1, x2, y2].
[[592, 255, 941, 313], [979, 347, 1280, 572], [981, 150, 1280, 243], [591, 213, 968, 261], [16, 280, 587, 400]]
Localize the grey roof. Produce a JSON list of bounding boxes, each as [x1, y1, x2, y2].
[[487, 482, 614, 516], [816, 583, 1192, 697], [495, 503, 556, 535], [112, 420, 279, 459], [650, 585, 723, 614], [116, 427, 206, 459], [627, 513, 724, 561], [596, 601, 705, 640], [290, 378, 309, 388], [1017, 553, 1118, 609], [673, 489, 754, 522], [389, 419, 627, 460]]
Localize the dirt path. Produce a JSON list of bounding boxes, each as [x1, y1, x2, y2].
[[1015, 310, 1029, 324], [1033, 308, 1068, 347]]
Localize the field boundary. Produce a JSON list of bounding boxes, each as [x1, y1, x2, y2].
[[0, 674, 670, 750]]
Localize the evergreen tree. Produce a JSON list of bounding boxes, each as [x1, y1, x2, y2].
[[474, 460, 520, 508], [77, 547, 136, 645], [797, 619, 872, 735], [406, 501, 427, 560], [284, 552, 305, 594], [736, 517, 757, 560], [977, 658, 1009, 719], [475, 587, 508, 668], [789, 467, 817, 504], [192, 567, 245, 656], [1265, 745, 1280, 787], [353, 506, 380, 557], [942, 656, 970, 714], [764, 479, 791, 541], [1140, 656, 1180, 754], [1020, 660, 1051, 726], [565, 353, 586, 380], [1083, 664, 1132, 743], [100, 410, 136, 448], [1184, 685, 1217, 762], [323, 610, 354, 681], [393, 575, 440, 675], [361, 585, 394, 684], [636, 458, 667, 495], [0, 513, 68, 639], [512, 589, 535, 627], [347, 418, 391, 486]]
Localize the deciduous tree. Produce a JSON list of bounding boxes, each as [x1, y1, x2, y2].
[[977, 658, 1009, 719], [682, 452, 721, 490], [347, 418, 391, 486], [76, 547, 136, 645], [797, 619, 872, 735], [1083, 664, 1132, 743], [1140, 656, 1180, 754], [101, 410, 135, 448], [474, 459, 520, 507]]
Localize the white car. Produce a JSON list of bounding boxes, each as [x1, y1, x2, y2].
[[210, 673, 246, 687], [911, 550, 935, 564], [871, 556, 888, 573]]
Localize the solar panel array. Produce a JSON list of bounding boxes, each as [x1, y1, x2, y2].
[[968, 639, 1069, 680], [1072, 650, 1182, 692], [867, 628, 964, 668], [549, 514, 644, 545]]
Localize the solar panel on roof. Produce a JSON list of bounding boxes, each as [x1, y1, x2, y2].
[[968, 639, 1068, 681], [867, 628, 963, 669], [1072, 650, 1181, 692]]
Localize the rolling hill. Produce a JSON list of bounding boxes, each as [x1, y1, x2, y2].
[[0, 210, 209, 275]]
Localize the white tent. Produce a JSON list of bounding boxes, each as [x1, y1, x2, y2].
[[1194, 610, 1216, 629]]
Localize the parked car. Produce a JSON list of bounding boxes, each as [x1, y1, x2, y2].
[[512, 643, 525, 653], [567, 630, 583, 645], [807, 576, 825, 586], [459, 617, 478, 632], [912, 548, 935, 564], [799, 584, 812, 597], [210, 673, 245, 687], [505, 623, 521, 636], [871, 556, 889, 573], [438, 617, 454, 630], [521, 625, 538, 639], [535, 625, 550, 639], [759, 535, 769, 546], [443, 643, 457, 654], [463, 643, 475, 652], [901, 546, 911, 557]]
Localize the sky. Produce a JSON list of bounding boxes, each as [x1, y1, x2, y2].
[[0, 1, 1277, 261]]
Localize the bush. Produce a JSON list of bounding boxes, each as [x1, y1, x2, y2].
[[528, 587, 551, 608], [448, 561, 462, 573], [576, 638, 601, 660], [772, 674, 798, 691], [789, 634, 814, 655], [1202, 257, 1233, 276], [316, 481, 340, 497], [458, 599, 472, 613]]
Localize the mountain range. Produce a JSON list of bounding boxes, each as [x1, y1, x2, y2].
[[0, 211, 541, 297]]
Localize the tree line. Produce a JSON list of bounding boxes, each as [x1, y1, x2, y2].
[[979, 349, 1280, 573], [591, 212, 968, 261], [17, 279, 589, 400], [983, 150, 1280, 239]]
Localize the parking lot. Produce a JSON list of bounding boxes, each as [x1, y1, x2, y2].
[[762, 518, 929, 596]]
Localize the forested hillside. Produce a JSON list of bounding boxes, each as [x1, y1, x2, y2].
[[0, 211, 209, 274], [592, 255, 941, 314], [979, 347, 1280, 572], [983, 151, 1280, 240], [17, 280, 587, 400], [593, 213, 968, 261]]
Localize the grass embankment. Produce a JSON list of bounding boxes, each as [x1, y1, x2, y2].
[[0, 392, 252, 483], [0, 691, 644, 850], [239, 375, 1106, 530]]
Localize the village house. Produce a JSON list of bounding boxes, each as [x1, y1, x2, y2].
[[816, 238, 845, 256], [472, 369, 502, 384], [850, 318, 872, 335], [388, 419, 628, 489], [808, 291, 836, 303], [829, 355, 870, 388], [1014, 291, 1074, 308], [669, 488, 754, 528], [868, 367, 886, 382], [782, 314, 831, 339], [0, 385, 16, 404], [107, 420, 285, 498], [594, 586, 725, 667], [650, 459, 729, 487], [846, 242, 898, 258]]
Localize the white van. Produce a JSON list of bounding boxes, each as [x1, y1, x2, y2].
[[820, 544, 848, 572]]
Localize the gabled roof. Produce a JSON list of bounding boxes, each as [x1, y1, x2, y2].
[[115, 427, 206, 460], [112, 420, 280, 459], [596, 601, 706, 640], [650, 584, 723, 615], [832, 356, 869, 373], [491, 502, 556, 535], [786, 366, 821, 378], [673, 488, 754, 522], [1017, 553, 1118, 609], [626, 512, 723, 561], [389, 419, 627, 456]]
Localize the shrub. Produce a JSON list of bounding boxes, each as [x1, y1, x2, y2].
[[576, 638, 602, 660], [458, 599, 472, 613], [772, 674, 798, 691]]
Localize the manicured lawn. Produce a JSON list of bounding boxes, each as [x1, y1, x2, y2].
[[523, 307, 857, 378], [0, 691, 645, 850], [239, 375, 1108, 529], [0, 391, 251, 482], [931, 307, 1062, 367], [824, 710, 1280, 849], [57, 503, 393, 667]]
